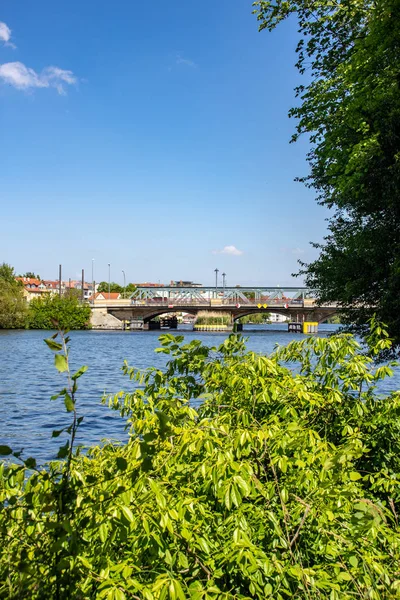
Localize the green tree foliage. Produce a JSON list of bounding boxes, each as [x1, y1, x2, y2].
[[0, 263, 27, 328], [97, 281, 123, 294], [97, 282, 136, 296], [125, 283, 137, 295], [27, 295, 92, 330], [254, 0, 400, 353], [0, 262, 23, 284], [238, 312, 271, 324], [19, 271, 41, 279], [64, 287, 83, 300], [1, 323, 400, 598]]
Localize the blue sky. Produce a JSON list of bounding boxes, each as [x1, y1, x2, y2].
[[0, 0, 328, 286]]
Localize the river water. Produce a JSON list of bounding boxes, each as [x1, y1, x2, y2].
[[1, 325, 399, 463]]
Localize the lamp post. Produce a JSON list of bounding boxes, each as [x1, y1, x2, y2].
[[108, 263, 111, 297], [122, 270, 126, 299], [91, 258, 95, 303], [222, 272, 226, 302], [214, 268, 219, 298]]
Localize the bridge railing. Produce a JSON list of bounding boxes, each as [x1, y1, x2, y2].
[[93, 298, 338, 310], [128, 298, 312, 308]]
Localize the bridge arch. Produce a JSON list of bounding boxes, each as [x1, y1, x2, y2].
[[233, 308, 340, 325], [142, 308, 198, 323], [313, 310, 339, 324]]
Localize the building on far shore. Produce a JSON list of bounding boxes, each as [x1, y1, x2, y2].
[[42, 279, 59, 294], [16, 277, 95, 302], [268, 313, 288, 323], [15, 277, 51, 302], [132, 282, 164, 288]]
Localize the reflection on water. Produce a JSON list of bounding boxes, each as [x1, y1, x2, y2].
[[0, 324, 398, 462]]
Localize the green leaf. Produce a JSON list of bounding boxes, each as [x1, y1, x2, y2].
[[44, 338, 63, 351], [264, 583, 273, 596], [54, 353, 68, 372], [51, 388, 67, 401], [64, 394, 75, 412], [169, 579, 186, 600], [116, 457, 128, 471], [72, 365, 88, 380], [99, 523, 108, 543], [349, 472, 362, 481], [24, 457, 36, 468], [0, 445, 13, 455], [52, 429, 64, 438], [197, 537, 210, 555], [78, 555, 93, 570], [121, 506, 134, 523], [57, 442, 69, 459], [230, 484, 242, 507], [349, 556, 358, 568]]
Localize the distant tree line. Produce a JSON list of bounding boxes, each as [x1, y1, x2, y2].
[[18, 271, 41, 279], [0, 263, 27, 329], [238, 313, 271, 324]]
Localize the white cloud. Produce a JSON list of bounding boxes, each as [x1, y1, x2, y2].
[[176, 54, 197, 68], [291, 247, 305, 256], [0, 61, 77, 94], [212, 245, 244, 256], [0, 21, 15, 48]]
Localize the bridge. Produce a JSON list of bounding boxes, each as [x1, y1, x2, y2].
[[91, 286, 338, 331]]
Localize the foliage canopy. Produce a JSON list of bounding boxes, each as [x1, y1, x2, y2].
[[0, 262, 27, 329], [1, 324, 400, 598], [254, 0, 400, 352], [27, 294, 92, 330], [97, 282, 137, 295]]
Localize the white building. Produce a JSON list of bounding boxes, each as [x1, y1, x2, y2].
[[268, 312, 288, 323]]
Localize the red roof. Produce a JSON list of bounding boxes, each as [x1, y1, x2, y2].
[[94, 292, 120, 300], [16, 277, 42, 287], [43, 280, 60, 288]]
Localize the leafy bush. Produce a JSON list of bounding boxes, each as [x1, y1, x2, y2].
[[27, 295, 92, 330], [1, 324, 400, 599]]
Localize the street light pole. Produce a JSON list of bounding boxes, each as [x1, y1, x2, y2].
[[214, 268, 219, 297], [108, 263, 111, 298], [92, 259, 95, 303], [222, 272, 226, 302], [122, 270, 126, 299]]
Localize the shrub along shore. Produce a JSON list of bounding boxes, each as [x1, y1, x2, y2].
[[26, 295, 92, 330], [1, 322, 400, 598]]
